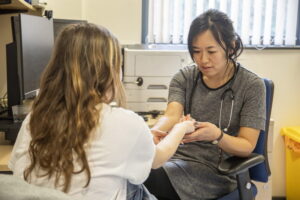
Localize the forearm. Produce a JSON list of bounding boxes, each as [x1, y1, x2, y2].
[[184, 124, 259, 157], [152, 115, 180, 132], [152, 124, 186, 169], [151, 101, 183, 132], [218, 133, 257, 157]]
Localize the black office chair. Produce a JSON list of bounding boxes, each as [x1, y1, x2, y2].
[[217, 78, 274, 200]]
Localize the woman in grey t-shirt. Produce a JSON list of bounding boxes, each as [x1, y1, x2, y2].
[[144, 9, 266, 200]]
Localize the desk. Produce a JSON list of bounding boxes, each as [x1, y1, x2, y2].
[[0, 119, 22, 143], [0, 145, 13, 171], [0, 109, 22, 143], [145, 115, 160, 128]]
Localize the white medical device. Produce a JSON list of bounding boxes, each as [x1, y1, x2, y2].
[[122, 46, 192, 112]]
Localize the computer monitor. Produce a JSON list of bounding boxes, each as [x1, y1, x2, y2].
[[6, 14, 54, 108], [53, 18, 87, 40]]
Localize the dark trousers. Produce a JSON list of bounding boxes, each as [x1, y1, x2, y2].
[[144, 167, 181, 200]]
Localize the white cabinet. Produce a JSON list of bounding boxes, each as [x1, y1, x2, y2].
[[123, 47, 191, 112]]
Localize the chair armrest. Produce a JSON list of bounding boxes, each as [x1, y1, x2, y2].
[[218, 153, 265, 175]]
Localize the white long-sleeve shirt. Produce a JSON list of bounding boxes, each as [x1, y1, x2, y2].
[[9, 103, 156, 200]]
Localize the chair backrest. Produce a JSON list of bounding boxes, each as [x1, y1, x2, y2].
[[249, 78, 274, 182]]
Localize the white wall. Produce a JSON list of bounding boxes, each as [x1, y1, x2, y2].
[[46, 0, 83, 19], [82, 0, 142, 44]]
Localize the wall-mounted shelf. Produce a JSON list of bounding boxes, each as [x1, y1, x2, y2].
[[0, 0, 37, 14]]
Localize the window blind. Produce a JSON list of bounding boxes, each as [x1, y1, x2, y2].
[[145, 0, 300, 46]]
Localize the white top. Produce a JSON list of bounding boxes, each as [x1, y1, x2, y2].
[[9, 104, 156, 200]]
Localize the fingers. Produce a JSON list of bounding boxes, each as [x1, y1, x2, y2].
[[185, 114, 191, 120], [182, 133, 198, 143], [182, 139, 195, 143], [194, 121, 201, 128], [182, 121, 196, 133], [153, 137, 160, 145], [151, 129, 168, 136], [153, 136, 165, 144], [183, 131, 197, 139], [195, 121, 210, 128], [150, 129, 168, 144], [182, 128, 203, 142], [180, 114, 194, 122], [179, 115, 185, 122]]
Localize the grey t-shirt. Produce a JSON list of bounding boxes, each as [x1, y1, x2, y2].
[[163, 63, 266, 199]]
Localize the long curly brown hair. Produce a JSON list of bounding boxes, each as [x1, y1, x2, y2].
[[24, 23, 125, 192]]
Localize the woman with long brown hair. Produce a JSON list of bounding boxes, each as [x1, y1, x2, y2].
[[9, 23, 195, 200]]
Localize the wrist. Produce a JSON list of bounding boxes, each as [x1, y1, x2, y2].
[[174, 122, 185, 130], [179, 121, 195, 133], [212, 129, 224, 145], [174, 122, 188, 133]]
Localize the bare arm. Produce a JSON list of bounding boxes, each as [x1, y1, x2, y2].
[[219, 127, 260, 157], [152, 120, 195, 169], [152, 102, 183, 132], [151, 101, 194, 169], [182, 122, 260, 157]]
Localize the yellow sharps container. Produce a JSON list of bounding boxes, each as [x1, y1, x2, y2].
[[281, 126, 300, 200]]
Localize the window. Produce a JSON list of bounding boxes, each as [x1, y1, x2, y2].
[[142, 0, 300, 47]]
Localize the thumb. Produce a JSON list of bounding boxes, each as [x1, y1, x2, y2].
[[151, 129, 167, 136], [195, 122, 208, 128], [183, 121, 195, 133]]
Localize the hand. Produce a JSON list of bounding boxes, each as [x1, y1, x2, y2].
[[179, 120, 196, 134], [182, 122, 220, 143], [177, 114, 196, 134], [151, 128, 168, 144], [179, 114, 193, 122]]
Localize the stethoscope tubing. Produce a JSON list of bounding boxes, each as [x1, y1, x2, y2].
[[186, 63, 239, 132]]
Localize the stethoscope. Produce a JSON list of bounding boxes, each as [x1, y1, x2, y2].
[[185, 63, 239, 133]]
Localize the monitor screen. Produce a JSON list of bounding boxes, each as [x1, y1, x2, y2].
[[7, 14, 54, 107], [20, 14, 54, 99], [53, 18, 87, 40]]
